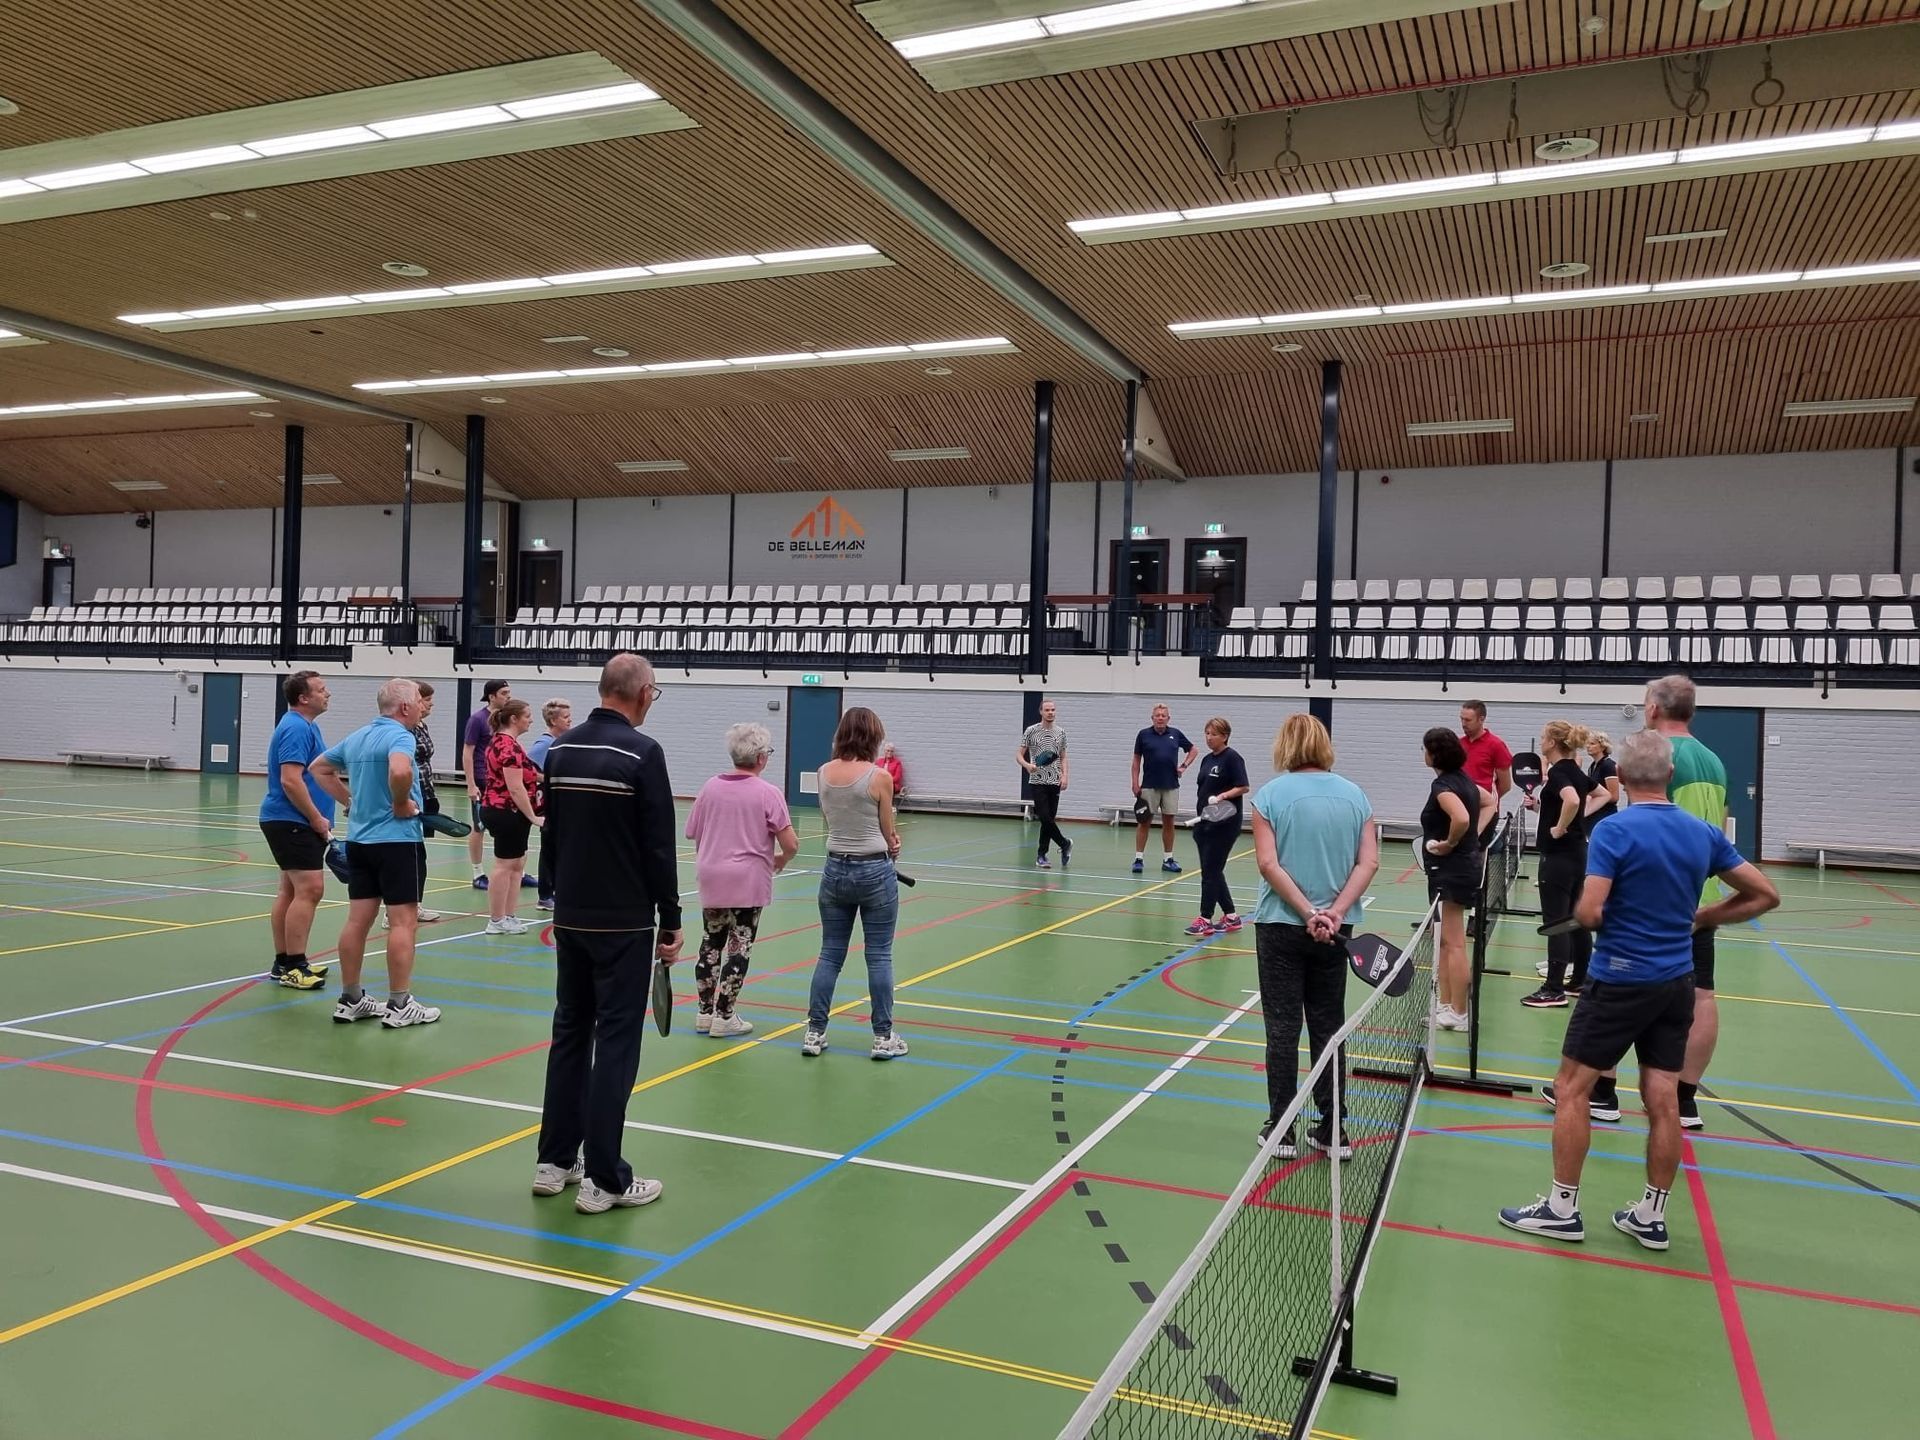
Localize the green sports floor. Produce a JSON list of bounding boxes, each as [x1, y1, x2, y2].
[[0, 761, 1915, 1440]]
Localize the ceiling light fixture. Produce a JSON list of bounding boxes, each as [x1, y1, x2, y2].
[[249, 409, 276, 417], [1066, 116, 1920, 245], [116, 244, 890, 331], [1539, 261, 1591, 278], [1168, 259, 1920, 340], [888, 447, 971, 461], [615, 459, 690, 472], [0, 389, 261, 418], [1781, 396, 1915, 416], [1629, 412, 1660, 422], [1406, 418, 1513, 436], [383, 260, 431, 277], [541, 334, 591, 344], [353, 336, 1018, 394], [110, 479, 168, 491], [591, 346, 630, 357], [300, 473, 343, 485], [1645, 228, 1728, 244]]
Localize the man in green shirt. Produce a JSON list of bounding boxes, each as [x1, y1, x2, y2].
[[1647, 674, 1729, 1132]]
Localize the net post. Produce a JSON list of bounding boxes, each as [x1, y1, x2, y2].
[[1328, 1058, 1343, 1317]]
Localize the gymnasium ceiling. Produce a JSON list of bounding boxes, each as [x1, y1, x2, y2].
[[0, 0, 1916, 513]]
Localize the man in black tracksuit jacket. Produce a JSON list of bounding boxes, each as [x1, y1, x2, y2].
[[534, 652, 684, 1212]]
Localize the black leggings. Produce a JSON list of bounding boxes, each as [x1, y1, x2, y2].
[[1537, 846, 1592, 991], [1032, 784, 1070, 858], [1193, 821, 1239, 918], [1256, 922, 1349, 1127]]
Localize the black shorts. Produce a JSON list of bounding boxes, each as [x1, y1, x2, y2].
[[1692, 928, 1716, 991], [346, 841, 425, 907], [1561, 976, 1696, 1074], [481, 805, 532, 861], [1427, 871, 1479, 909], [260, 820, 326, 873]]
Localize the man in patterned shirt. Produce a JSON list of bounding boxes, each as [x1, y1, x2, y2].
[[1017, 698, 1071, 869]]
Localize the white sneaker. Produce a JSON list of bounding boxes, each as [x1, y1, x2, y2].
[[484, 917, 530, 935], [418, 908, 443, 923], [801, 1029, 828, 1057], [1436, 1006, 1470, 1032], [532, 1159, 584, 1196], [382, 996, 442, 1028], [576, 1176, 663, 1213], [870, 1033, 910, 1061], [694, 1010, 713, 1034], [709, 1013, 753, 1038], [1535, 959, 1550, 978], [332, 993, 388, 1024]]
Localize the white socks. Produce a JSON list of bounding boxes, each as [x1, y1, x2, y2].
[[1632, 1184, 1670, 1224], [1548, 1179, 1580, 1218]]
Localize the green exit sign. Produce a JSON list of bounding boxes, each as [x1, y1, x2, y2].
[[1129, 524, 1149, 538], [800, 673, 824, 686], [1203, 521, 1225, 536]]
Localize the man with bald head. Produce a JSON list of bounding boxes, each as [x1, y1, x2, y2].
[[533, 652, 684, 1214]]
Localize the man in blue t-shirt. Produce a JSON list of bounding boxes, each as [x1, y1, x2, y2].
[[258, 670, 334, 991], [1129, 703, 1195, 875], [309, 678, 441, 1031], [1500, 731, 1776, 1253]]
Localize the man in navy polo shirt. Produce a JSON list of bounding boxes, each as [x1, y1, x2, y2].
[[1129, 703, 1195, 875], [1498, 730, 1775, 1252]]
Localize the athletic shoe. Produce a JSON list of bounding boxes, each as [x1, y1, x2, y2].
[[1535, 959, 1550, 978], [1541, 1083, 1622, 1123], [1131, 858, 1145, 875], [695, 1010, 713, 1035], [1498, 1197, 1584, 1243], [531, 1159, 584, 1196], [1219, 914, 1244, 932], [1035, 855, 1052, 869], [471, 874, 489, 891], [1257, 1121, 1297, 1161], [485, 916, 530, 935], [1059, 841, 1072, 868], [1183, 916, 1216, 937], [1308, 1123, 1354, 1161], [1161, 857, 1183, 874], [1679, 1093, 1706, 1131], [1520, 987, 1569, 1009], [417, 908, 443, 923], [1435, 1006, 1470, 1031], [576, 1176, 663, 1214], [870, 1033, 910, 1061], [537, 897, 554, 911], [709, 1014, 753, 1038], [801, 1029, 828, 1057], [271, 962, 325, 991], [1612, 1207, 1670, 1251], [333, 993, 388, 1024], [521, 874, 540, 888], [382, 996, 441, 1029]]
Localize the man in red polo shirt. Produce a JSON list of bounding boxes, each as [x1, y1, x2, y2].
[[1459, 700, 1512, 840]]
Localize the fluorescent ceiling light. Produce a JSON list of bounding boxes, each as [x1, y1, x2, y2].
[[1066, 117, 1920, 245], [1042, 0, 1241, 36], [244, 125, 380, 156], [1801, 259, 1920, 281], [889, 447, 971, 461], [1262, 305, 1381, 325], [110, 479, 168, 491], [0, 179, 41, 198], [1526, 283, 1652, 302], [503, 82, 659, 117], [131, 144, 257, 174], [894, 19, 1047, 59], [1781, 396, 1915, 416], [368, 105, 513, 139], [353, 336, 1019, 393], [300, 474, 343, 486], [1381, 295, 1512, 315], [0, 389, 260, 418], [28, 161, 146, 189], [117, 244, 888, 331], [1651, 271, 1801, 293], [615, 459, 689, 472], [1406, 418, 1513, 435], [1645, 228, 1728, 244]]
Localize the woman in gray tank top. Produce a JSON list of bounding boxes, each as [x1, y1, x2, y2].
[[804, 706, 907, 1060]]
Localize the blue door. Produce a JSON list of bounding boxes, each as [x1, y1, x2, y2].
[[785, 686, 843, 809], [1689, 706, 1763, 854], [200, 673, 243, 775]]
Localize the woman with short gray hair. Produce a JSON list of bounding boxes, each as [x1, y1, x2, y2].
[[685, 722, 801, 1037]]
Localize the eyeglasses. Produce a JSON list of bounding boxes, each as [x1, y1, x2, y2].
[[643, 683, 664, 702]]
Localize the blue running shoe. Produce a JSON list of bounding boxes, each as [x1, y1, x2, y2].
[[1161, 856, 1182, 874], [1498, 1197, 1584, 1243], [1059, 840, 1071, 868], [472, 874, 489, 891], [1035, 855, 1052, 869], [1612, 1207, 1669, 1251], [521, 873, 539, 888], [1131, 858, 1145, 875]]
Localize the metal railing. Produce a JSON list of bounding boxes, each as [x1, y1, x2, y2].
[[1, 603, 457, 664]]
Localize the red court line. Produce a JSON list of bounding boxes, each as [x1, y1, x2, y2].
[[1846, 868, 1920, 909], [0, 1053, 333, 1113], [330, 1041, 554, 1113], [1682, 1135, 1779, 1440]]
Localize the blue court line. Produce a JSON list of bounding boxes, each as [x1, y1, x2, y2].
[[1069, 933, 1218, 1026], [1759, 921, 1920, 1106], [0, 1127, 671, 1261], [372, 1051, 1021, 1437]]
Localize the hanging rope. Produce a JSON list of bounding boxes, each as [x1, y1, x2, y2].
[[1661, 53, 1713, 118], [1417, 86, 1466, 148], [1751, 45, 1785, 108]]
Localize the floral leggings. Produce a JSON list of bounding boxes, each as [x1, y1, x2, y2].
[[696, 907, 762, 1019]]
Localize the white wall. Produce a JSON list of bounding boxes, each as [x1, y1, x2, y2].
[[154, 509, 275, 590], [62, 511, 156, 596], [1353, 463, 1608, 586], [0, 669, 202, 765], [0, 496, 42, 614]]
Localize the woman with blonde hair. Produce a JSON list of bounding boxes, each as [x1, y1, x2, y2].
[[1584, 730, 1620, 824], [1248, 713, 1378, 1158], [1523, 719, 1598, 1008]]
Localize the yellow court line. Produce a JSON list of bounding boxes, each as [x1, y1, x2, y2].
[[0, 836, 280, 870], [0, 864, 1202, 1347], [1443, 1062, 1920, 1131], [0, 902, 187, 930], [898, 996, 1266, 1050]]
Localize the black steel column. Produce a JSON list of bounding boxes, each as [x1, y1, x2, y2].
[[278, 424, 303, 661], [1113, 379, 1139, 655], [1310, 361, 1341, 728], [1600, 457, 1614, 576], [400, 423, 415, 607], [1028, 381, 1055, 670], [1894, 445, 1906, 574], [460, 414, 486, 661]]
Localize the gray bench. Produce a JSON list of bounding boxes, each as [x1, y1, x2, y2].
[[60, 750, 171, 771], [897, 794, 1033, 821], [1786, 839, 1920, 871]]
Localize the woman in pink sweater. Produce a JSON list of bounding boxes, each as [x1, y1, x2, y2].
[[685, 722, 801, 1037]]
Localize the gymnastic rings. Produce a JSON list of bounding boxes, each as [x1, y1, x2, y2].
[[1751, 46, 1785, 108]]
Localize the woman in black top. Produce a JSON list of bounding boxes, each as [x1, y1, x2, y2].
[[1584, 731, 1620, 825], [1525, 720, 1598, 1007], [1186, 717, 1252, 936], [1422, 727, 1493, 1032]]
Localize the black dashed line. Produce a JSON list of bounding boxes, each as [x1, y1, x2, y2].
[[1204, 1376, 1241, 1407], [1073, 1180, 1092, 1198], [1130, 1280, 1156, 1305], [1055, 1130, 1072, 1144], [1052, 1109, 1067, 1122], [1085, 1210, 1107, 1228], [1163, 1323, 1193, 1351], [1104, 1243, 1129, 1264]]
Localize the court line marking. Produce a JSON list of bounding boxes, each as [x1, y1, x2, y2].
[[1759, 925, 1920, 1105], [0, 901, 188, 930]]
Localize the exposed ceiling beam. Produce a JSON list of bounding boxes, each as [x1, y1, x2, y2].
[[0, 304, 411, 423], [632, 0, 1147, 387]]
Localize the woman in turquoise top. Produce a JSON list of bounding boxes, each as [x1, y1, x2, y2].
[[1247, 713, 1378, 1160]]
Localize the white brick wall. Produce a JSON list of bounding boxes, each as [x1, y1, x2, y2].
[[844, 686, 1024, 803], [1757, 708, 1920, 860], [0, 669, 202, 766]]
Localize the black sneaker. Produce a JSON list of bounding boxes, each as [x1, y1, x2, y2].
[[1257, 1120, 1297, 1160], [1542, 1082, 1622, 1123], [1059, 840, 1072, 869], [1520, 987, 1569, 1009], [1678, 1092, 1705, 1131], [1308, 1124, 1354, 1161]]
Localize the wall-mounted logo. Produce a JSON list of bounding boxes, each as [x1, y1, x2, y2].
[[770, 495, 867, 560]]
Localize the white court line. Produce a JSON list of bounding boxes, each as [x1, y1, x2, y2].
[[0, 1023, 1028, 1192], [0, 1160, 863, 1350], [0, 806, 268, 835], [0, 865, 284, 900], [860, 991, 1262, 1340]]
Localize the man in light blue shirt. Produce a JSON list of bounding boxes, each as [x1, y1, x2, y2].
[[309, 678, 440, 1030]]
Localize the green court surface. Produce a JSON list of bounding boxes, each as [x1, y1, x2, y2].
[[0, 761, 1916, 1439]]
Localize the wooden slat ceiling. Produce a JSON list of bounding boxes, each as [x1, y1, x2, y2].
[[0, 0, 1916, 514]]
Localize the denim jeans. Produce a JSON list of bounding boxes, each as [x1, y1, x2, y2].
[[807, 854, 899, 1035]]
